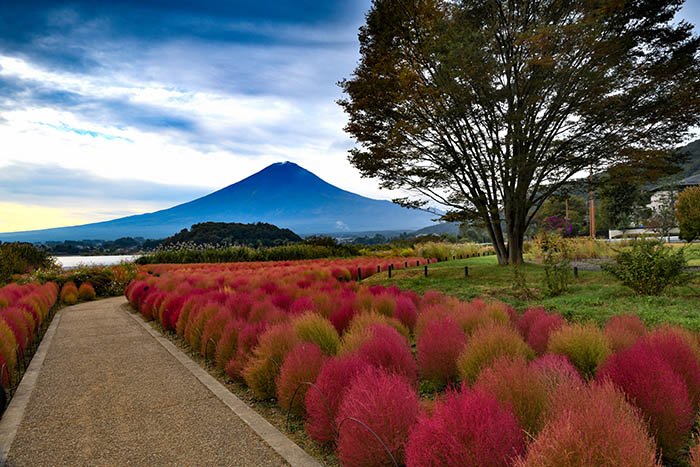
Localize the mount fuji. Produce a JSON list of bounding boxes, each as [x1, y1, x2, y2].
[[0, 162, 437, 242]]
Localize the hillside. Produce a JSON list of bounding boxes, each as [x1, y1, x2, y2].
[[161, 222, 302, 247], [676, 138, 700, 180], [0, 162, 436, 242]]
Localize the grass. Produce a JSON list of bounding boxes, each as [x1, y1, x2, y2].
[[363, 255, 700, 330]]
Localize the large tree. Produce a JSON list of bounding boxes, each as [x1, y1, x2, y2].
[[340, 0, 700, 264]]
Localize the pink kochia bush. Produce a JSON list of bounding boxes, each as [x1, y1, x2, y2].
[[517, 308, 565, 355], [336, 367, 420, 467], [355, 324, 417, 384], [276, 343, 325, 417], [597, 342, 694, 460], [405, 389, 525, 467], [641, 327, 700, 409], [518, 381, 659, 467], [305, 355, 369, 444], [417, 317, 466, 388]]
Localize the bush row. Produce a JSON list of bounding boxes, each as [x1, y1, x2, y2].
[[126, 259, 700, 466], [0, 282, 59, 406]]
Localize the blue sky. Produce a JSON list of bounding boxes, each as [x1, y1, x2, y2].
[[0, 0, 698, 232]]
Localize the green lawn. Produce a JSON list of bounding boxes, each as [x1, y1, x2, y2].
[[363, 255, 700, 330]]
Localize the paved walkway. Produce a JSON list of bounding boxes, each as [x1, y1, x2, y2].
[[1, 297, 306, 467]]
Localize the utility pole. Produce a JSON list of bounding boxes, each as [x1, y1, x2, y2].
[[588, 172, 596, 239]]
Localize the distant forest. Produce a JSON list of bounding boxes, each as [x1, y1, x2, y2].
[[161, 222, 302, 247]]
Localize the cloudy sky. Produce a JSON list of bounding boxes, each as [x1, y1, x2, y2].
[[0, 1, 698, 233]]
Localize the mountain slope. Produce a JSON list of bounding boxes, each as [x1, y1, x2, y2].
[[0, 162, 436, 242]]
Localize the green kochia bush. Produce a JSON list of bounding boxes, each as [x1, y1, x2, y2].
[[602, 240, 690, 295], [547, 324, 611, 379]]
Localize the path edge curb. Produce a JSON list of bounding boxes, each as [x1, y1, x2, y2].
[[0, 310, 63, 466], [124, 305, 322, 467]]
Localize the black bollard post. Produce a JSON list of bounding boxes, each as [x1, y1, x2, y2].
[[416, 260, 420, 267], [573, 266, 579, 278], [357, 267, 362, 281], [377, 265, 381, 273], [464, 266, 469, 277], [388, 266, 392, 278], [424, 265, 428, 277]]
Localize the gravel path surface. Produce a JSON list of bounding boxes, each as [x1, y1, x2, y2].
[[4, 297, 289, 467]]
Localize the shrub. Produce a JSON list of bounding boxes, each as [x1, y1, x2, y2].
[[456, 324, 534, 383], [538, 232, 573, 296], [474, 357, 550, 435], [60, 282, 78, 305], [597, 342, 694, 460], [305, 355, 369, 444], [525, 312, 565, 355], [214, 319, 243, 372], [347, 311, 410, 341], [415, 303, 454, 339], [329, 301, 355, 334], [292, 313, 340, 355], [676, 186, 700, 242], [199, 309, 232, 359], [0, 242, 56, 284], [393, 295, 418, 332], [405, 389, 525, 467], [276, 343, 326, 417], [691, 439, 700, 467], [225, 321, 268, 379], [641, 327, 700, 409], [547, 323, 610, 378], [602, 239, 690, 295], [77, 282, 96, 301], [242, 324, 300, 400], [530, 354, 583, 393], [356, 325, 418, 384], [0, 319, 17, 382], [518, 382, 659, 467], [604, 314, 646, 352], [517, 307, 548, 339], [372, 293, 396, 317], [336, 367, 420, 467], [417, 317, 466, 388], [453, 300, 511, 336]]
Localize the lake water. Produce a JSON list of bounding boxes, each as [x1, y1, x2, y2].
[[55, 255, 140, 269]]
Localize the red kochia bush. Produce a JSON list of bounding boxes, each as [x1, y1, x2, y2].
[[518, 381, 659, 467], [305, 355, 369, 444], [641, 327, 700, 409], [276, 343, 326, 417], [597, 343, 694, 460], [336, 367, 420, 467], [393, 295, 418, 332], [526, 313, 565, 355], [355, 324, 417, 384], [405, 389, 525, 467], [604, 314, 646, 352], [417, 317, 466, 388]]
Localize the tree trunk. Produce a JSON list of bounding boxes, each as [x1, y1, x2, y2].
[[507, 228, 525, 265], [481, 205, 509, 265]]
